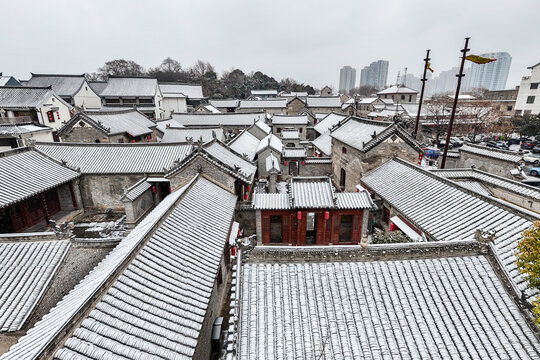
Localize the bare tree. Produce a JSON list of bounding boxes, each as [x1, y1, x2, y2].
[[459, 101, 499, 142], [190, 60, 215, 79], [97, 59, 146, 79], [422, 96, 454, 146]]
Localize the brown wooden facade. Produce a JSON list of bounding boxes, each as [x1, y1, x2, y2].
[[261, 209, 364, 246]]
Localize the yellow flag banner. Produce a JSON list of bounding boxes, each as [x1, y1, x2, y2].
[[465, 55, 497, 64], [426, 62, 434, 73]]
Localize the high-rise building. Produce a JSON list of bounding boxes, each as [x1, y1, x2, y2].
[[339, 66, 356, 92], [464, 52, 512, 91], [359, 60, 389, 90]]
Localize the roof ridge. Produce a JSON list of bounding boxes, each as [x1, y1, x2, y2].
[[0, 85, 52, 90], [30, 73, 86, 78], [35, 141, 189, 147]]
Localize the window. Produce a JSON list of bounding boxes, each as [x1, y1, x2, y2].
[[105, 98, 120, 104], [342, 147, 347, 154], [85, 86, 88, 91], [277, 128, 282, 133], [123, 98, 137, 104], [340, 168, 346, 188], [270, 215, 282, 243], [139, 98, 153, 104], [507, 106, 513, 111], [531, 83, 539, 90], [299, 128, 303, 133], [527, 96, 535, 104], [524, 110, 532, 115], [339, 215, 353, 243], [383, 206, 390, 224], [401, 95, 405, 100], [409, 95, 412, 102]]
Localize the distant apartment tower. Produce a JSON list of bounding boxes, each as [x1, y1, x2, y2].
[[360, 60, 389, 90], [464, 52, 512, 91], [339, 66, 356, 92]]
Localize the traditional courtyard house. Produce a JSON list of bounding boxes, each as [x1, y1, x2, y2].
[[99, 76, 164, 120], [237, 99, 287, 115], [0, 74, 21, 87], [159, 126, 225, 143], [448, 143, 523, 179], [432, 167, 540, 213], [285, 96, 306, 115], [377, 85, 418, 103], [0, 147, 82, 233], [320, 85, 333, 96], [0, 86, 72, 131], [158, 112, 265, 137], [35, 142, 192, 211], [355, 97, 379, 116], [361, 157, 539, 300], [252, 176, 374, 245], [279, 128, 301, 148], [25, 74, 101, 109], [250, 89, 278, 99], [1, 175, 238, 360], [279, 91, 308, 102], [367, 106, 406, 121], [228, 241, 540, 359], [0, 123, 54, 150], [271, 114, 309, 141], [159, 82, 206, 116], [331, 117, 422, 191], [165, 139, 257, 202], [208, 99, 240, 112], [256, 134, 284, 178], [305, 96, 342, 114], [313, 112, 348, 136], [57, 109, 157, 143], [192, 103, 221, 114], [281, 147, 307, 176]]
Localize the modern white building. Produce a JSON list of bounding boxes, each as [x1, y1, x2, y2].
[[464, 52, 512, 91], [339, 66, 356, 92], [515, 62, 540, 116], [359, 60, 389, 90]]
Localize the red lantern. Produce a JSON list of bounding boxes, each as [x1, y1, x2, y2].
[[152, 186, 156, 193], [418, 153, 423, 165], [247, 185, 251, 192], [244, 193, 248, 201], [301, 161, 305, 166], [390, 222, 396, 231], [230, 246, 236, 256], [169, 186, 172, 193], [324, 211, 330, 220], [237, 228, 241, 237], [284, 161, 287, 166], [356, 188, 359, 192], [132, 139, 135, 143], [297, 211, 302, 220]]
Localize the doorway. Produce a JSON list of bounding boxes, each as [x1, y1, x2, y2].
[[289, 161, 299, 176], [305, 212, 317, 245]]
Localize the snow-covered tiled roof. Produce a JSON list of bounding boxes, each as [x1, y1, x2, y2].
[[59, 110, 156, 138], [454, 180, 493, 196], [305, 157, 332, 164], [0, 86, 55, 109], [271, 115, 309, 125], [2, 175, 236, 360], [36, 142, 192, 174], [290, 177, 335, 209], [265, 153, 280, 172], [377, 85, 418, 95], [25, 74, 87, 97], [0, 148, 79, 208], [306, 96, 342, 108], [159, 83, 204, 99], [251, 89, 278, 96], [0, 123, 52, 136], [256, 134, 283, 154], [460, 143, 523, 163], [253, 120, 271, 135], [335, 192, 374, 209], [169, 112, 264, 127], [204, 141, 257, 180], [0, 240, 70, 332], [360, 158, 538, 298], [208, 99, 240, 108], [120, 177, 152, 201], [312, 132, 332, 156], [433, 168, 540, 201], [280, 129, 300, 140], [238, 99, 287, 109], [237, 254, 540, 359], [282, 147, 306, 158], [228, 130, 260, 161], [160, 126, 224, 143], [330, 117, 393, 151], [357, 97, 378, 104], [252, 193, 290, 210], [313, 112, 348, 134], [100, 77, 158, 97]]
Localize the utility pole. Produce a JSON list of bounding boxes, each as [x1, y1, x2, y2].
[[440, 37, 470, 169], [413, 49, 430, 139]]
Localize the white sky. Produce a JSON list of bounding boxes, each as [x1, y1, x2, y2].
[[2, 0, 538, 90]]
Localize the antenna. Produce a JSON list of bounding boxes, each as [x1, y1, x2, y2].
[[396, 71, 401, 86], [403, 67, 408, 86]]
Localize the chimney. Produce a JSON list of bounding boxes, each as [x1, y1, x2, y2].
[[269, 173, 277, 193]]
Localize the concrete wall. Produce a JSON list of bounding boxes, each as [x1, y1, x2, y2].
[[80, 174, 144, 211], [332, 136, 419, 191], [73, 82, 101, 109], [452, 151, 518, 179]]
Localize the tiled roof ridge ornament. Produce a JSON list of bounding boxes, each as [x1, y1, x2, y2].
[[474, 228, 496, 243], [26, 139, 36, 147], [360, 234, 368, 248], [371, 130, 377, 139], [49, 219, 74, 240]]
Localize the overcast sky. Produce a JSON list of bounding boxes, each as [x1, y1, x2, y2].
[[2, 0, 539, 90]]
